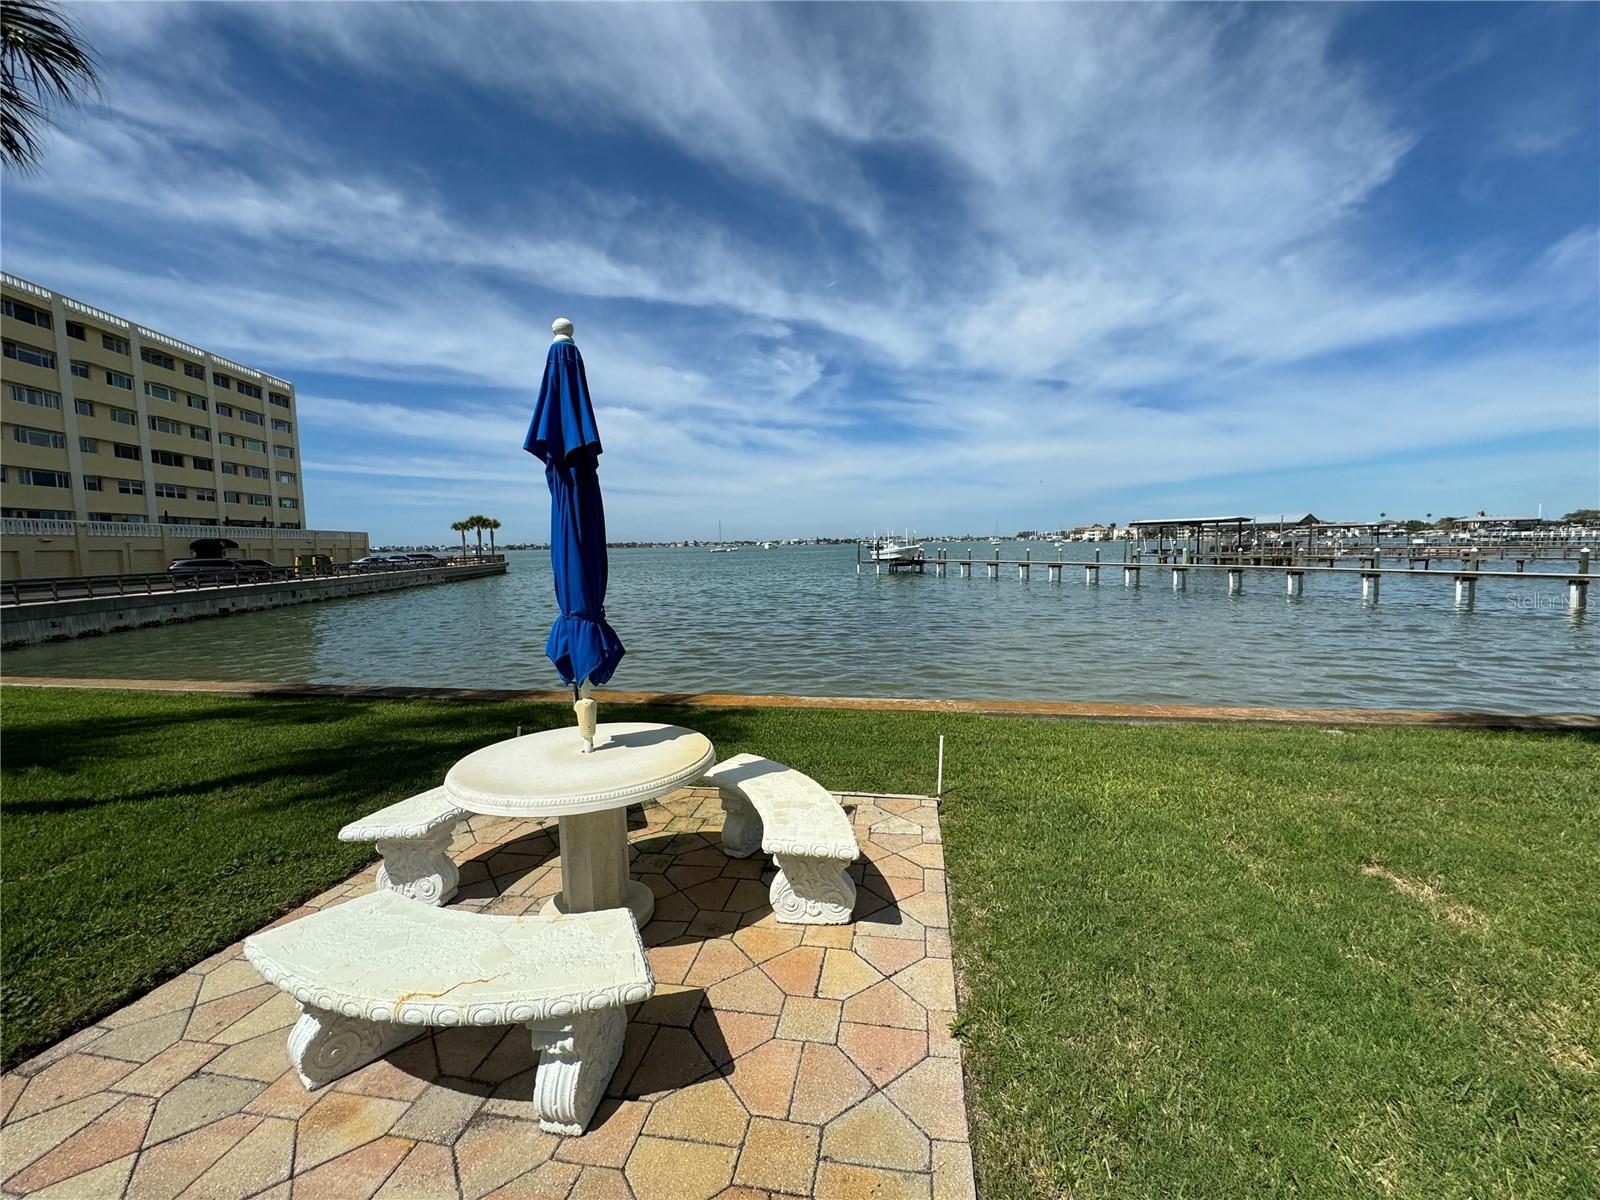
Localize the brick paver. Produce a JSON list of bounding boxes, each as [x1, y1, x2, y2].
[[0, 787, 971, 1199]]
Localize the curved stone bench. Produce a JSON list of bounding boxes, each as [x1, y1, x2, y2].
[[702, 754, 860, 925], [339, 786, 465, 905], [243, 890, 653, 1135]]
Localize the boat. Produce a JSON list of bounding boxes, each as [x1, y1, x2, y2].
[[868, 533, 925, 563], [709, 522, 737, 552]]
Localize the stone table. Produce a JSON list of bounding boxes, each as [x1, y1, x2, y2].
[[444, 722, 716, 925]]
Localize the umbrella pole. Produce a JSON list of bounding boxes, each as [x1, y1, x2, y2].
[[574, 678, 597, 752]]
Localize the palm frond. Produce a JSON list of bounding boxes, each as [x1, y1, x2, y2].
[[0, 0, 100, 172]]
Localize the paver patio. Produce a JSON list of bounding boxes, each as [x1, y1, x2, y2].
[[0, 786, 972, 1200]]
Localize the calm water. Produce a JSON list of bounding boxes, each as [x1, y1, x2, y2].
[[6, 544, 1596, 713]]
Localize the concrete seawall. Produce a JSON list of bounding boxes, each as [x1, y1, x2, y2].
[[1, 561, 507, 648]]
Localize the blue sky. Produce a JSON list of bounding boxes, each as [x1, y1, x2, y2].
[[3, 2, 1596, 542]]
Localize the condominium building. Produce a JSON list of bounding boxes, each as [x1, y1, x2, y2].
[[2, 272, 305, 529]]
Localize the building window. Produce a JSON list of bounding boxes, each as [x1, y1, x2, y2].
[[270, 418, 292, 434], [218, 432, 238, 446], [145, 382, 179, 402], [240, 409, 264, 426], [79, 436, 99, 453], [74, 398, 93, 416], [223, 490, 241, 503], [4, 508, 74, 519], [2, 297, 52, 328], [221, 462, 238, 475], [247, 493, 270, 506], [244, 465, 268, 479], [4, 339, 56, 369], [215, 402, 234, 417], [187, 394, 207, 410], [150, 449, 184, 467], [155, 483, 187, 499], [113, 442, 140, 460], [274, 445, 294, 459], [16, 467, 71, 487], [190, 425, 211, 440], [66, 321, 86, 341], [102, 333, 130, 355], [236, 380, 263, 399], [105, 370, 133, 390], [242, 436, 265, 453], [269, 391, 291, 408], [12, 426, 67, 449], [70, 361, 90, 379], [117, 478, 144, 495], [140, 348, 176, 370], [148, 416, 183, 435], [109, 407, 136, 425], [195, 487, 216, 501], [191, 456, 213, 471], [83, 476, 101, 491], [274, 470, 295, 483], [184, 362, 205, 379], [90, 512, 149, 523], [7, 383, 62, 409], [278, 496, 299, 510], [212, 372, 231, 389]]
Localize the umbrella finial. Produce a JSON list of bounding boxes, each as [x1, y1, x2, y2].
[[552, 317, 575, 343]]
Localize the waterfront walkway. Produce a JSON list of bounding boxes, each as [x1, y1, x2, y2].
[[0, 787, 970, 1200]]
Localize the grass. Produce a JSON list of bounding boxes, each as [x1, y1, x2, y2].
[[2, 686, 1596, 1197]]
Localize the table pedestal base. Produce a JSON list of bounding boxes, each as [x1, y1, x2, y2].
[[543, 879, 655, 927], [539, 808, 655, 926]]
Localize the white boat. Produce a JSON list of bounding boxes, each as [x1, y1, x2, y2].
[[710, 545, 736, 553], [869, 534, 925, 563]]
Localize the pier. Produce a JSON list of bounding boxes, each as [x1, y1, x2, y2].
[[861, 546, 1591, 613], [1, 558, 508, 648]]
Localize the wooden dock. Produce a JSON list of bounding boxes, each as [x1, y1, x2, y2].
[[856, 545, 1592, 612]]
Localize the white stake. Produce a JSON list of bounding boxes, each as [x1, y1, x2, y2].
[[936, 735, 945, 798]]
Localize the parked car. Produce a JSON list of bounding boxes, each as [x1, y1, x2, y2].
[[168, 558, 243, 584], [232, 558, 292, 580], [352, 554, 404, 572], [395, 553, 447, 566]]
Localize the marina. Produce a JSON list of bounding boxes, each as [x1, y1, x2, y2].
[[867, 545, 1593, 611]]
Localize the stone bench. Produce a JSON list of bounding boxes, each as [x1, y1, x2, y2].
[[702, 754, 860, 924], [243, 890, 653, 1135], [338, 786, 465, 905]]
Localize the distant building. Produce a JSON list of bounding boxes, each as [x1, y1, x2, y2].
[[3, 272, 305, 528]]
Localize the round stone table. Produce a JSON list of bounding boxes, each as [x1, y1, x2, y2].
[[443, 722, 716, 926]]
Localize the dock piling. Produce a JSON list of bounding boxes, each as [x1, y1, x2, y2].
[[1361, 572, 1380, 604], [1172, 567, 1186, 590], [1123, 565, 1140, 588], [1570, 580, 1589, 612], [1286, 571, 1303, 596], [1455, 575, 1476, 607], [1085, 564, 1099, 585], [1228, 568, 1243, 595]]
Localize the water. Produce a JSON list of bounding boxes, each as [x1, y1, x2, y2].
[[6, 544, 1596, 713]]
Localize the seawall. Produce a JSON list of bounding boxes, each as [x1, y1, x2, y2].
[[1, 561, 507, 648]]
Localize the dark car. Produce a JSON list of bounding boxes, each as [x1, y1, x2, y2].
[[168, 558, 243, 584], [232, 558, 291, 580], [398, 553, 446, 566]]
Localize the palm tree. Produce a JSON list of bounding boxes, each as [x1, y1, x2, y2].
[[484, 517, 501, 556], [450, 520, 469, 560], [1, 0, 100, 172], [467, 514, 486, 557]]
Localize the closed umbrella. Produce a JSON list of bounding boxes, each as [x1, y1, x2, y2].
[[525, 318, 624, 750]]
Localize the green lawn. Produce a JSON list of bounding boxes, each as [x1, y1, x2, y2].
[[2, 685, 1596, 1198]]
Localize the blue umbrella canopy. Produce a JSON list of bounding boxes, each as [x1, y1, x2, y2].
[[524, 324, 625, 689]]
